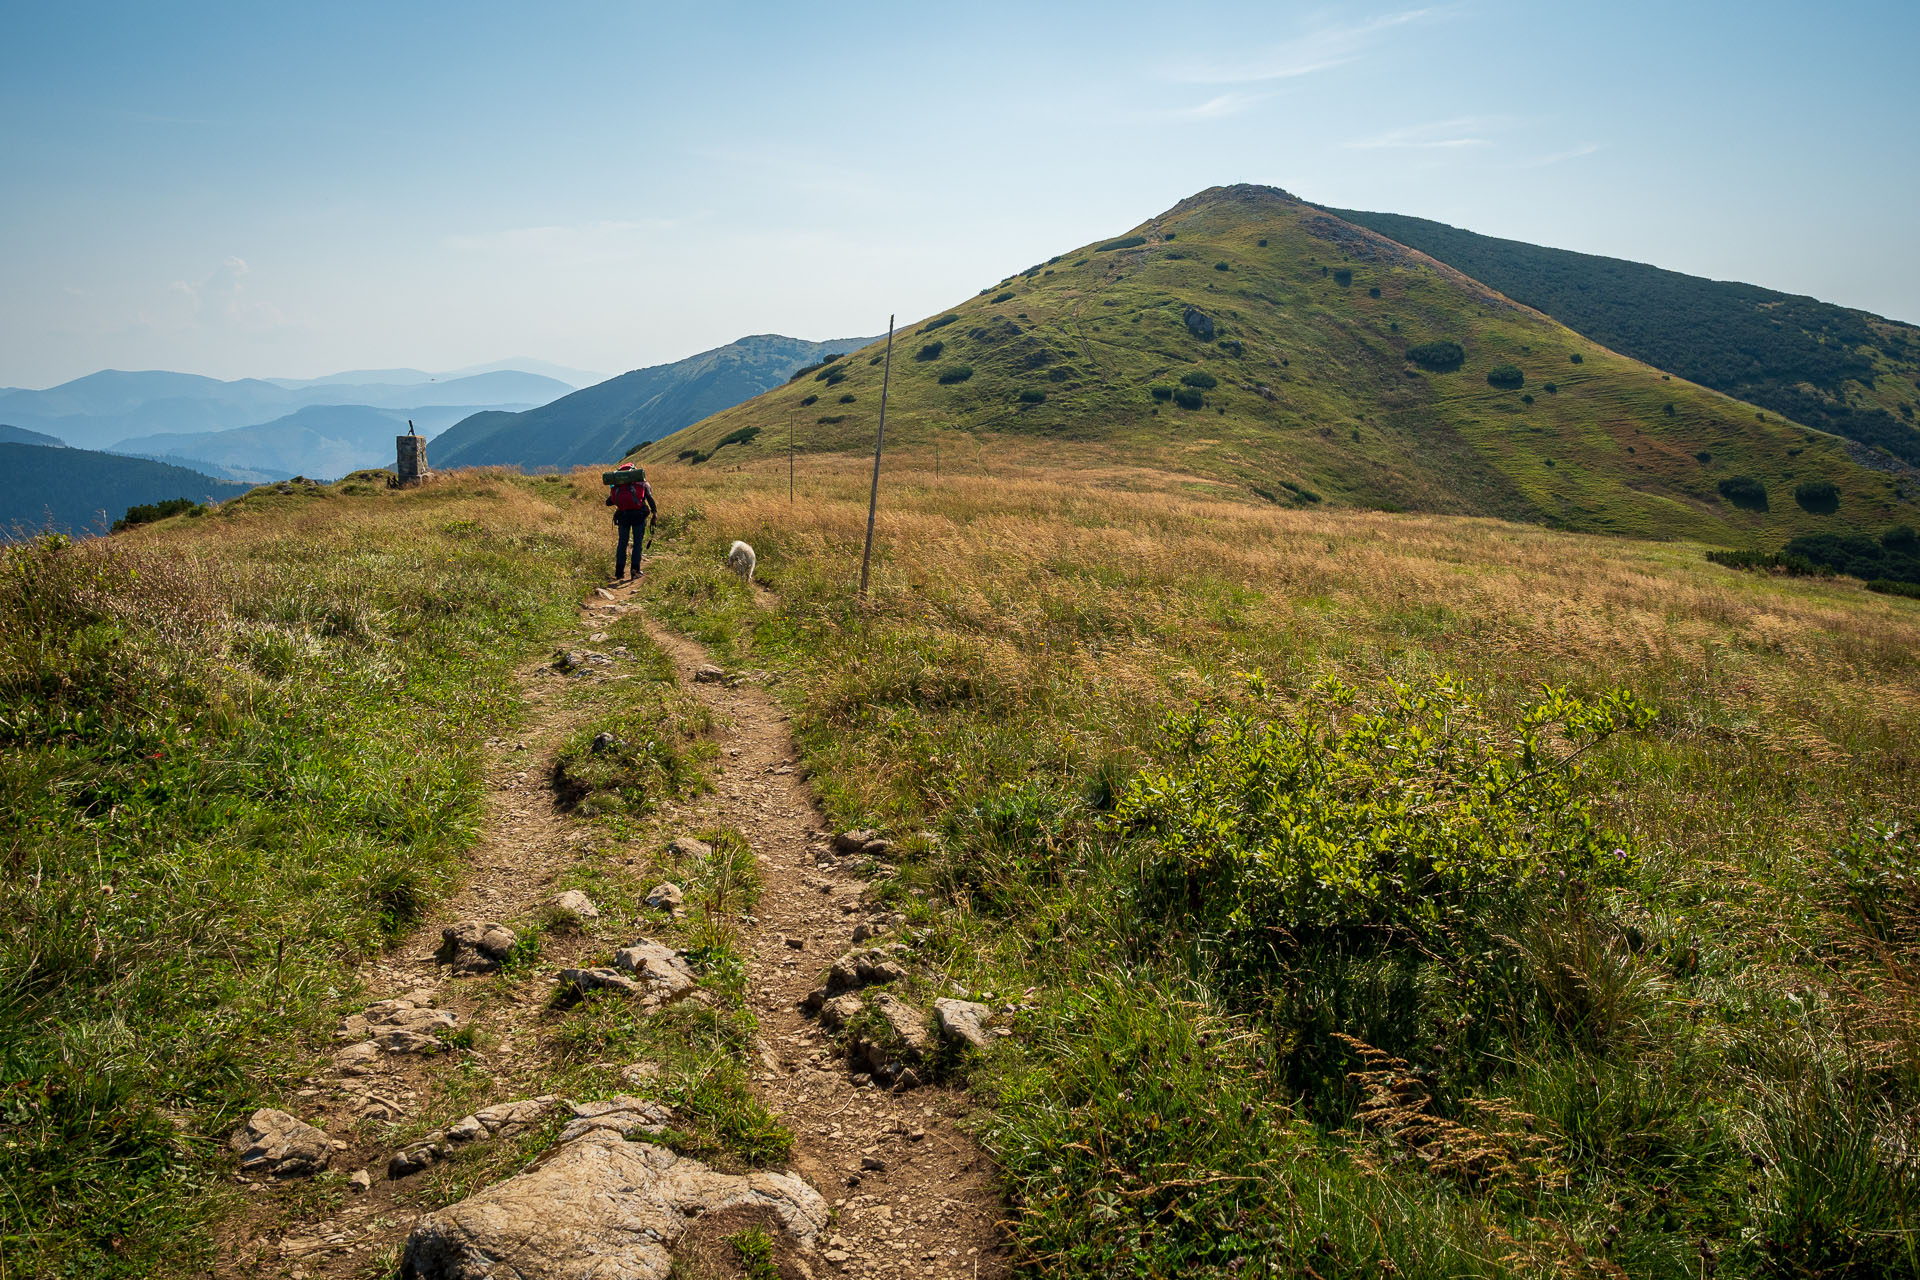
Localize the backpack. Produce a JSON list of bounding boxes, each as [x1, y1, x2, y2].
[[611, 479, 650, 512]]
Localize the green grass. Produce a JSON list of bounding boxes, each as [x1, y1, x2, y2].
[[627, 460, 1920, 1278], [635, 184, 1915, 548], [0, 474, 600, 1274]]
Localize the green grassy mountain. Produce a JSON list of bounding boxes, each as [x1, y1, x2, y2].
[[434, 333, 878, 470], [0, 442, 248, 537], [637, 185, 1915, 546], [1331, 207, 1920, 465]]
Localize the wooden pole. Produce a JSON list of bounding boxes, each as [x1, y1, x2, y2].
[[788, 409, 794, 505], [858, 316, 894, 602]]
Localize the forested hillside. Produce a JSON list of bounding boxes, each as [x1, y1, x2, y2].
[[1332, 207, 1920, 464]]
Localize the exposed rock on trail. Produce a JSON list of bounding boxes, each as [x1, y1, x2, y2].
[[401, 1130, 829, 1280], [231, 1109, 333, 1178]]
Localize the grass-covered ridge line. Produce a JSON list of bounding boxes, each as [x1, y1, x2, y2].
[[628, 458, 1920, 1278], [0, 473, 597, 1274], [635, 184, 1916, 548]]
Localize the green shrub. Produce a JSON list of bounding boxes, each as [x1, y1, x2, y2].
[[1717, 475, 1769, 510], [799, 394, 817, 406], [920, 314, 960, 333], [1333, 268, 1353, 286], [1017, 389, 1046, 404], [1172, 387, 1204, 410], [1569, 352, 1584, 364], [837, 394, 855, 404], [1867, 579, 1920, 599], [992, 291, 1015, 304], [1544, 382, 1558, 394], [1216, 339, 1244, 357], [1705, 548, 1824, 576], [112, 497, 203, 532], [915, 341, 944, 362], [1213, 261, 1230, 272], [1486, 364, 1525, 389], [1794, 480, 1841, 514], [817, 367, 846, 385], [1257, 237, 1268, 246], [714, 426, 759, 451], [1179, 370, 1218, 389], [1149, 385, 1174, 401], [815, 415, 846, 425], [1368, 287, 1381, 298], [1882, 524, 1917, 554], [1406, 341, 1465, 372], [1113, 677, 1651, 982], [1522, 393, 1535, 404], [1097, 235, 1147, 252], [937, 366, 975, 385]]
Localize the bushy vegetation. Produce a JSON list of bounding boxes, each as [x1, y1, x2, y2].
[[992, 291, 1016, 304], [1406, 340, 1465, 372], [1717, 475, 1770, 510], [1783, 531, 1920, 585], [1179, 370, 1218, 389], [1172, 387, 1204, 410], [937, 365, 975, 385], [1332, 267, 1353, 286], [1795, 480, 1841, 513], [1149, 385, 1174, 402], [915, 341, 944, 362], [111, 496, 205, 531], [920, 314, 960, 334], [1486, 363, 1526, 389], [1017, 389, 1046, 404], [1097, 235, 1148, 252]]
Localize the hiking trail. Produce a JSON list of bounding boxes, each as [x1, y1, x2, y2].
[[218, 578, 1008, 1280]]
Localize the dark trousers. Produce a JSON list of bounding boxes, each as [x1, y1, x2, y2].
[[614, 511, 648, 576]]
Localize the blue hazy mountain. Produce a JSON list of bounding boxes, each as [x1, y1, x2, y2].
[[0, 368, 574, 450], [112, 403, 526, 481], [1, 442, 249, 538], [0, 423, 64, 447], [432, 334, 877, 469]]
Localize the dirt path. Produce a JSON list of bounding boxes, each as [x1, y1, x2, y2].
[[220, 580, 1008, 1279], [642, 615, 1009, 1280]]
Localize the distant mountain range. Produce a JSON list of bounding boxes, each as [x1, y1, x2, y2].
[[431, 334, 881, 469], [0, 362, 578, 480], [0, 423, 63, 447], [1, 442, 248, 538], [641, 184, 1915, 547], [1331, 208, 1920, 464]]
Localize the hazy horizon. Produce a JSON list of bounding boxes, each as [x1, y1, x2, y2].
[[4, 0, 1916, 389]]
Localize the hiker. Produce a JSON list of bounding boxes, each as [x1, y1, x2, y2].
[[605, 462, 658, 580]]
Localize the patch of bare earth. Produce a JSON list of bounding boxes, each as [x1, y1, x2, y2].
[[215, 580, 1008, 1280]]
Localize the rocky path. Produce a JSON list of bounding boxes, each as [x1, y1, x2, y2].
[[644, 618, 1009, 1280], [218, 579, 1009, 1280]]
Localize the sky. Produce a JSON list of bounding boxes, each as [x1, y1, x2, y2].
[[2, 0, 1916, 389]]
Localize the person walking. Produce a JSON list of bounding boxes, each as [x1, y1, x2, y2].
[[605, 462, 658, 580]]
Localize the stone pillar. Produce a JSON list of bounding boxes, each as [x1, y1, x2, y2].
[[395, 434, 431, 487]]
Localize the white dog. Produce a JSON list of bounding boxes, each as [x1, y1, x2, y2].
[[728, 540, 756, 584]]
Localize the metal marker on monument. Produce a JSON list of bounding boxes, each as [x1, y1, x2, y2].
[[394, 419, 432, 487]]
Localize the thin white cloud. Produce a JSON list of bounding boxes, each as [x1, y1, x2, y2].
[[1166, 91, 1270, 121], [445, 219, 675, 257], [168, 257, 286, 330], [1520, 142, 1604, 167], [1169, 7, 1457, 84], [1345, 116, 1506, 150]]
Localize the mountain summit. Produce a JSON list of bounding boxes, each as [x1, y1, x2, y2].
[[640, 185, 1914, 545]]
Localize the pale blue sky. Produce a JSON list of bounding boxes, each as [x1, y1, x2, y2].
[[3, 0, 1915, 387]]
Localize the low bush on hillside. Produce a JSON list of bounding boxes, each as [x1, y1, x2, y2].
[[1486, 364, 1526, 389], [1368, 286, 1381, 298], [1785, 532, 1920, 585], [1795, 480, 1840, 513], [992, 291, 1015, 304], [1407, 340, 1465, 372], [838, 394, 856, 404], [937, 366, 975, 385], [799, 394, 817, 406], [1213, 261, 1230, 272], [1179, 370, 1218, 389], [1097, 235, 1147, 252], [1216, 338, 1244, 357], [1149, 385, 1174, 401], [1172, 387, 1204, 410], [815, 414, 847, 425], [112, 496, 204, 531], [816, 366, 847, 385], [1717, 475, 1769, 510], [915, 341, 944, 362], [1885, 524, 1918, 553], [1544, 382, 1558, 394], [1569, 352, 1584, 363], [920, 314, 960, 334], [1017, 389, 1046, 404], [678, 448, 711, 464], [1869, 579, 1920, 599], [716, 426, 760, 450], [1333, 268, 1353, 286], [1706, 548, 1824, 576]]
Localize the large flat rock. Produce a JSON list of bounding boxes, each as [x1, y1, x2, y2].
[[400, 1130, 826, 1279]]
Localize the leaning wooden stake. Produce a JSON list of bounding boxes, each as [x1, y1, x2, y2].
[[788, 408, 795, 505], [858, 316, 895, 602]]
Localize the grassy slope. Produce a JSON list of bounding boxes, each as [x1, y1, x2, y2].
[[635, 185, 1915, 547], [1332, 206, 1920, 464], [625, 454, 1920, 1277]]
